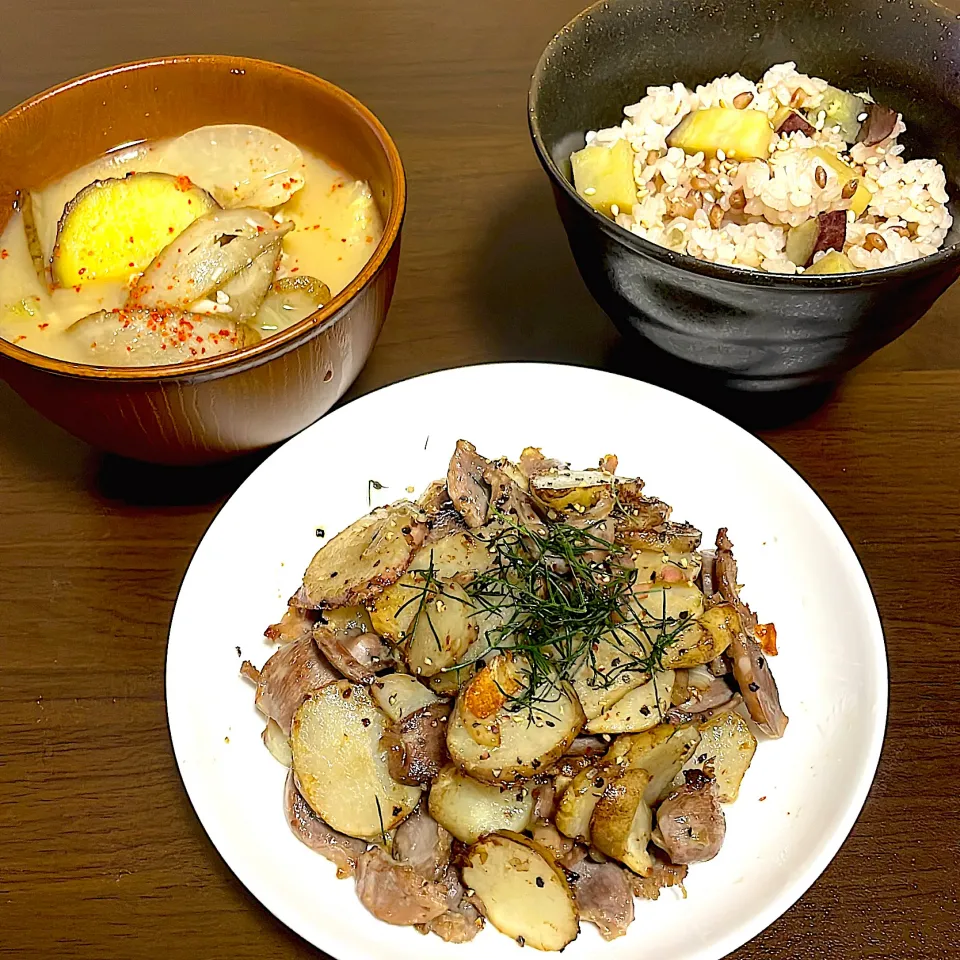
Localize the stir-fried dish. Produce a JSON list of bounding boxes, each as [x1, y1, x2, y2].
[[242, 441, 788, 948], [0, 124, 383, 365]]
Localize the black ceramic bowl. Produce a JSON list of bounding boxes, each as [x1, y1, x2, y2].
[[529, 0, 960, 390]]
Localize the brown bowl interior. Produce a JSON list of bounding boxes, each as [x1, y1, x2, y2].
[[0, 55, 404, 379]]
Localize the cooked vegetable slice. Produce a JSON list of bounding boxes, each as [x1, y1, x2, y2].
[[586, 670, 675, 734], [152, 124, 306, 208], [249, 275, 331, 337], [20, 192, 48, 285], [786, 211, 847, 267], [571, 139, 638, 217], [408, 532, 493, 583], [215, 243, 281, 320], [604, 723, 701, 803], [294, 501, 428, 609], [632, 581, 705, 624], [684, 710, 757, 802], [812, 86, 866, 143], [428, 766, 534, 843], [130, 207, 293, 310], [406, 579, 478, 677], [589, 768, 654, 876], [290, 681, 420, 839], [555, 763, 612, 841], [570, 629, 651, 721], [448, 671, 584, 783], [262, 718, 292, 766], [529, 469, 614, 511], [805, 250, 858, 274], [63, 307, 247, 366], [53, 174, 218, 287], [808, 147, 872, 216], [660, 602, 738, 669], [371, 673, 440, 723], [462, 832, 579, 951], [666, 107, 774, 160]]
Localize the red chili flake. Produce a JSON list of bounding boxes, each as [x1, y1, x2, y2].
[[38, 323, 49, 330], [365, 236, 373, 243], [201, 347, 206, 354], [168, 226, 175, 233], [0, 248, 8, 259], [256, 225, 265, 234], [128, 262, 135, 268], [126, 345, 132, 352], [14, 334, 27, 342], [195, 336, 204, 343], [187, 199, 192, 205], [128, 236, 135, 243], [189, 347, 197, 356], [74, 285, 82, 293], [291, 267, 299, 272], [218, 329, 230, 337], [759, 796, 767, 802], [160, 343, 167, 350], [174, 175, 194, 192], [340, 238, 347, 243]]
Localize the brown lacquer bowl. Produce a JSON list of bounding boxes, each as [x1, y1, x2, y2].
[[0, 56, 405, 464]]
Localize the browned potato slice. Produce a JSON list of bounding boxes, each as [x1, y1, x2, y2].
[[683, 710, 757, 802], [590, 768, 654, 876], [448, 671, 584, 783], [367, 571, 425, 641], [428, 766, 534, 843], [53, 173, 218, 286], [660, 602, 738, 669], [462, 832, 579, 950], [554, 763, 613, 842], [586, 671, 674, 734], [294, 502, 428, 609], [631, 581, 704, 623], [290, 681, 420, 839], [458, 656, 524, 747], [406, 579, 478, 677], [604, 723, 701, 803], [370, 673, 440, 722]]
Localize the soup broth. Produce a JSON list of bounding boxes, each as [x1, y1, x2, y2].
[[0, 125, 383, 366]]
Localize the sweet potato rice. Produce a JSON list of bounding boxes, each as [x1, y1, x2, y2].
[[571, 62, 951, 274]]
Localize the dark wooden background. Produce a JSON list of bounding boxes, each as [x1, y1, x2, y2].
[[1, 0, 958, 957]]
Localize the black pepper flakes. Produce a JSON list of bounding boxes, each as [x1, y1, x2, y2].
[[315, 527, 325, 538], [342, 687, 352, 699], [535, 876, 545, 888], [361, 717, 371, 727], [235, 645, 241, 657], [748, 682, 760, 692], [392, 805, 402, 817]]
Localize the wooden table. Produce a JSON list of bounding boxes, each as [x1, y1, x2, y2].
[[1, 1, 958, 956]]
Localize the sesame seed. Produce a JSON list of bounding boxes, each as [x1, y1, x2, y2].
[[857, 112, 868, 122], [716, 149, 726, 162], [216, 290, 230, 304], [611, 203, 620, 216], [584, 187, 597, 196]]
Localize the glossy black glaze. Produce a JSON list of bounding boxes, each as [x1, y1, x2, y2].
[[529, 0, 960, 389]]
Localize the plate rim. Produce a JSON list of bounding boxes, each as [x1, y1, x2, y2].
[[166, 360, 889, 960]]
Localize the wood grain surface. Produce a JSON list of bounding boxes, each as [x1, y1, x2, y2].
[[1, 1, 958, 957]]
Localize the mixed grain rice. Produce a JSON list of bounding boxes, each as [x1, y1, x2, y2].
[[584, 62, 951, 273]]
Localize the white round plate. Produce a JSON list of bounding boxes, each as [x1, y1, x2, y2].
[[167, 362, 886, 960]]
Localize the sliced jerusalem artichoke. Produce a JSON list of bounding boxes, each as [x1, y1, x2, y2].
[[63, 307, 248, 366], [462, 832, 580, 951], [249, 275, 332, 338], [129, 207, 292, 310], [586, 671, 675, 735], [604, 723, 702, 804], [555, 763, 612, 842], [53, 173, 219, 287], [681, 710, 757, 802], [20, 192, 48, 285], [290, 680, 421, 840], [215, 242, 281, 320], [293, 501, 428, 609], [406, 579, 478, 678], [448, 662, 585, 783], [371, 673, 441, 722], [589, 768, 655, 876], [428, 765, 535, 843], [570, 629, 652, 722], [660, 602, 738, 669]]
